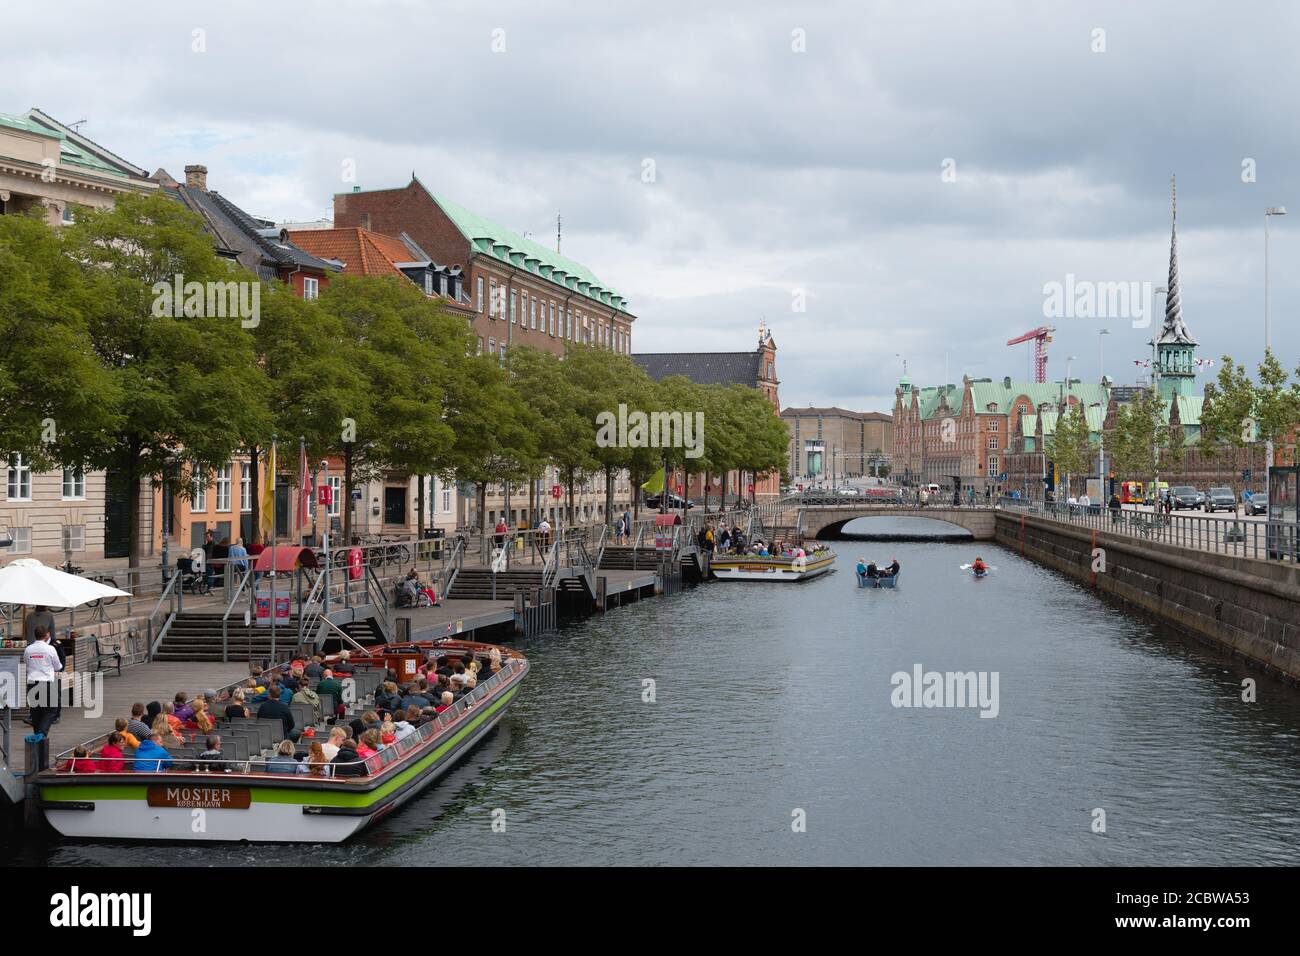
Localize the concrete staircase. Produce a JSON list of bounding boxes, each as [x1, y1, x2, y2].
[[153, 612, 313, 663], [598, 546, 661, 570], [446, 567, 543, 601]]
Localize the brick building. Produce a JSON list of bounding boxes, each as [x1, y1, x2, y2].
[[334, 177, 635, 360]]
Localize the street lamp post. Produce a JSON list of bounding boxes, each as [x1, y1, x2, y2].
[[1265, 206, 1286, 498], [1099, 328, 1111, 496]]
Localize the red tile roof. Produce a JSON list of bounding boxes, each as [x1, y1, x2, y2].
[[284, 227, 418, 279]]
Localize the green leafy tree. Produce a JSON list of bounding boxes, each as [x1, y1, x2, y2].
[[1256, 348, 1300, 467], [1047, 403, 1092, 499], [65, 194, 272, 565]]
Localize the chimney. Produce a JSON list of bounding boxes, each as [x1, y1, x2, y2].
[[184, 164, 208, 191]]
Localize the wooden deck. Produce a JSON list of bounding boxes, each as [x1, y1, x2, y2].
[[394, 599, 516, 641]]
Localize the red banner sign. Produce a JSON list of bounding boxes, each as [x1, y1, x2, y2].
[[318, 485, 333, 506]]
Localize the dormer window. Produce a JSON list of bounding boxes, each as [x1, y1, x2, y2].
[[986, 402, 998, 413], [424, 274, 433, 295]]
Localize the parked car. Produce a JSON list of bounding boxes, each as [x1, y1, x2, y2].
[[836, 486, 860, 496], [1243, 491, 1268, 516], [1169, 486, 1204, 510], [1203, 487, 1235, 513], [644, 493, 695, 510]]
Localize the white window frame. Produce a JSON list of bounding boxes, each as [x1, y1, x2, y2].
[[192, 472, 208, 512], [62, 466, 86, 500], [988, 456, 999, 475], [5, 527, 31, 554], [477, 276, 484, 312], [442, 487, 452, 513], [240, 462, 252, 511], [216, 463, 232, 512], [62, 524, 85, 553], [530, 296, 537, 329], [328, 476, 342, 517], [424, 273, 433, 295], [303, 276, 320, 301], [7, 454, 31, 501], [489, 280, 497, 317], [510, 290, 517, 324]]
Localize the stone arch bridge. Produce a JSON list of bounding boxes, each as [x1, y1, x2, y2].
[[789, 504, 997, 541]]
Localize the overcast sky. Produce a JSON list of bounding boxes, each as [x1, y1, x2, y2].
[[9, 0, 1300, 412]]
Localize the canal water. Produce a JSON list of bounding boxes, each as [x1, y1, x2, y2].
[[7, 517, 1300, 865]]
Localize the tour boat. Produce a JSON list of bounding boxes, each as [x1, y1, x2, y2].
[[37, 640, 526, 844], [856, 569, 901, 589], [710, 549, 836, 582]]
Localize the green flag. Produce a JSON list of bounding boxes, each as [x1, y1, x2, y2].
[[640, 467, 665, 495]]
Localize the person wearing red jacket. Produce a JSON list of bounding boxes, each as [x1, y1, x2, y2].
[[96, 732, 126, 773]]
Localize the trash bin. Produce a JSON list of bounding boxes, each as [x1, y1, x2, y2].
[[421, 527, 444, 558]]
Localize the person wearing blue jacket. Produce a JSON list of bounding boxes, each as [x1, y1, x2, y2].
[[133, 732, 175, 772]]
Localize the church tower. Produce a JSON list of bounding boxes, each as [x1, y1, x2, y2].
[[1157, 176, 1198, 400]]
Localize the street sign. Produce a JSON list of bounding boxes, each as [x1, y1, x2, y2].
[[551, 484, 562, 499], [318, 485, 333, 506], [351, 489, 362, 500]]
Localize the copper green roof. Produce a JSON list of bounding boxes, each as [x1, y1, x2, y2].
[[969, 380, 1109, 413], [0, 111, 133, 181]]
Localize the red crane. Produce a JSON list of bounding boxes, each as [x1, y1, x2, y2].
[[1006, 326, 1055, 383]]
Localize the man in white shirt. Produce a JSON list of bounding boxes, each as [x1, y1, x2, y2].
[[24, 624, 63, 735]]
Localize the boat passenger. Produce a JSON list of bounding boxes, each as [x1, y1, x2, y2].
[[400, 684, 430, 710], [257, 684, 297, 740], [133, 732, 175, 773], [321, 726, 347, 762], [380, 721, 397, 746], [126, 703, 152, 741], [330, 739, 366, 777], [293, 680, 323, 724], [306, 742, 329, 777], [333, 650, 355, 675], [113, 718, 140, 750], [173, 692, 195, 723], [356, 730, 381, 760], [267, 739, 304, 774], [435, 691, 454, 713], [316, 670, 347, 718], [161, 701, 183, 735], [196, 735, 225, 773], [866, 562, 879, 578], [225, 688, 250, 720], [97, 733, 126, 773], [972, 557, 988, 574], [856, 558, 868, 576], [888, 559, 900, 577], [304, 655, 325, 682], [61, 746, 96, 774], [152, 715, 184, 750]]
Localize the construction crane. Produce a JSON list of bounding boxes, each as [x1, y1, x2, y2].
[[1006, 326, 1055, 383]]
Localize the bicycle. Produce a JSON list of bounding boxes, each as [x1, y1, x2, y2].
[[59, 560, 121, 608]]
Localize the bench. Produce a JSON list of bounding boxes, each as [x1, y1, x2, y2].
[[88, 636, 123, 677]]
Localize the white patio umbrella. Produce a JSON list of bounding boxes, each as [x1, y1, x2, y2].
[[0, 558, 131, 609]]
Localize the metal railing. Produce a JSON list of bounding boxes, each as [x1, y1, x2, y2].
[[997, 496, 1300, 562]]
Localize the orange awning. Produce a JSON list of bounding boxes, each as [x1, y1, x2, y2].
[[253, 546, 320, 572]]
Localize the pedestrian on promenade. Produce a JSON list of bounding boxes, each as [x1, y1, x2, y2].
[[202, 528, 216, 589], [229, 537, 249, 575], [1108, 491, 1122, 524], [24, 624, 63, 736]]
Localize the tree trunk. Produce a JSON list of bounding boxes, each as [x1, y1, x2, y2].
[[604, 467, 614, 526], [528, 476, 537, 530], [125, 440, 142, 568], [477, 483, 487, 534], [566, 473, 576, 526]]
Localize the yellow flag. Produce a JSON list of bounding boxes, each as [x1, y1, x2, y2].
[[259, 441, 276, 543], [640, 467, 665, 495]]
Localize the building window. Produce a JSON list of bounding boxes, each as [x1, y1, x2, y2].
[[987, 437, 999, 450], [328, 476, 342, 517], [489, 337, 496, 354], [442, 487, 452, 512], [988, 456, 999, 475], [7, 454, 31, 501], [62, 467, 85, 500], [476, 336, 484, 355], [549, 302, 556, 336], [192, 472, 208, 512], [62, 524, 85, 553], [241, 463, 252, 511], [5, 527, 30, 554], [510, 291, 517, 324], [424, 274, 433, 295], [216, 463, 232, 511], [477, 276, 484, 312], [61, 204, 75, 225], [989, 420, 999, 432], [530, 296, 537, 329], [489, 280, 497, 317], [303, 276, 319, 300], [440, 274, 448, 297]]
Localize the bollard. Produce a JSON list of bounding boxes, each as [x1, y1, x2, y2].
[[23, 732, 48, 829]]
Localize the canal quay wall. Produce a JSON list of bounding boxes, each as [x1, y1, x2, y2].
[[996, 511, 1300, 683]]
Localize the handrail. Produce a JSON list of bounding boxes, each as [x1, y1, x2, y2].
[[219, 566, 255, 663]]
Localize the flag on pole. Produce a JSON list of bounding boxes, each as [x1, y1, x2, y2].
[[259, 440, 276, 543], [297, 440, 311, 531], [640, 467, 665, 495]]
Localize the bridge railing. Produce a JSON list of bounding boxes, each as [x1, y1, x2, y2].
[[997, 495, 1300, 562]]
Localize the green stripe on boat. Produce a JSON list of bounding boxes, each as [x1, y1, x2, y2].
[[42, 685, 518, 809]]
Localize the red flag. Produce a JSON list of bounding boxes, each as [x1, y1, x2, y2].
[[297, 444, 311, 530]]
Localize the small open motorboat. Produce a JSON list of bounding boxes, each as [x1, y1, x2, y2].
[[856, 569, 901, 589], [711, 548, 836, 582]]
